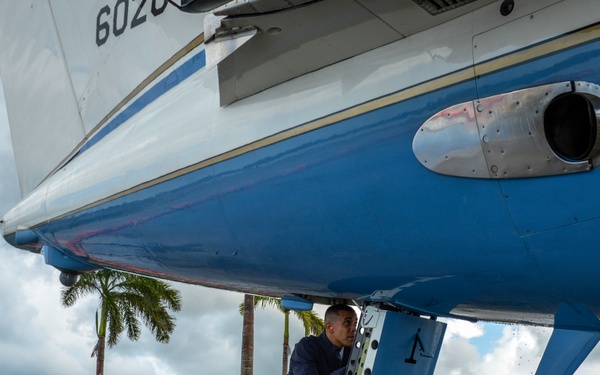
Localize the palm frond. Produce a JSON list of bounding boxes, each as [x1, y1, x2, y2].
[[254, 296, 284, 312], [91, 340, 99, 358], [60, 273, 100, 307], [239, 295, 287, 315], [61, 269, 182, 351], [106, 299, 124, 348], [120, 300, 141, 342], [293, 310, 325, 336]]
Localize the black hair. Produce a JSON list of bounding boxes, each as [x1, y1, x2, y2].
[[324, 304, 355, 324]]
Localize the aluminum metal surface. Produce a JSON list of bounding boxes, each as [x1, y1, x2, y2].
[[477, 82, 586, 178], [573, 81, 600, 166], [413, 81, 595, 179], [413, 101, 489, 178], [204, 13, 256, 70]]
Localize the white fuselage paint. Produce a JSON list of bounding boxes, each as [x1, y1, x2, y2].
[[8, 0, 591, 236]]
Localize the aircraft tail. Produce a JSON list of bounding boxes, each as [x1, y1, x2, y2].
[[0, 0, 206, 197], [0, 1, 86, 197]]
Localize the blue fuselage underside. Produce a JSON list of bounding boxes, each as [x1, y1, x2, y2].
[[16, 36, 600, 322]]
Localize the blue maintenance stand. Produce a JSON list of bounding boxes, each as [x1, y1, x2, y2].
[[348, 305, 447, 375]]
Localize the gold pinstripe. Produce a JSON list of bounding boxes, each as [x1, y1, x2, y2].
[[33, 24, 600, 225], [43, 33, 206, 183]]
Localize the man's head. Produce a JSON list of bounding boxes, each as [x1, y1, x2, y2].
[[324, 304, 357, 348]]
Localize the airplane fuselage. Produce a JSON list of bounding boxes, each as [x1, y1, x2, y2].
[[3, 0, 600, 327]]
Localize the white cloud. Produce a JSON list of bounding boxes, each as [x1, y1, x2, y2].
[[437, 337, 481, 375], [445, 319, 485, 340], [0, 244, 297, 375], [479, 325, 548, 375], [436, 321, 600, 375]]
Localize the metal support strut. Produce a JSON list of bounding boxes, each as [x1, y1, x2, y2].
[[347, 304, 447, 375]]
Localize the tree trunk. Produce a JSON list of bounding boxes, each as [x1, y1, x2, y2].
[[96, 335, 106, 375], [96, 301, 108, 375], [241, 294, 254, 375], [282, 310, 290, 375]]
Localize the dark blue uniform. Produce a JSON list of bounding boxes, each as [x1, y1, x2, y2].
[[288, 332, 350, 375]]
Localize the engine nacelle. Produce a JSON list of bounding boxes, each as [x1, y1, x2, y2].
[[413, 81, 600, 179]]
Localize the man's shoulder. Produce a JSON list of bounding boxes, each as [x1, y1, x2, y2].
[[293, 334, 327, 356], [296, 334, 322, 348]]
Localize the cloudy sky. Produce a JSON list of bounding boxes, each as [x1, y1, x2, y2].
[[1, 81, 600, 375]]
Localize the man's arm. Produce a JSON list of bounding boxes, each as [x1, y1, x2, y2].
[[289, 339, 320, 375], [330, 368, 347, 375]]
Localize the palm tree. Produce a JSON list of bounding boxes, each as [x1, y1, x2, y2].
[[240, 294, 254, 375], [240, 296, 325, 375], [61, 270, 182, 375]]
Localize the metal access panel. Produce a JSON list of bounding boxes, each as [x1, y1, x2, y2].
[[348, 306, 447, 375]]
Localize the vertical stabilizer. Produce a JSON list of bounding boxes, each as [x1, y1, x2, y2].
[[0, 1, 206, 197], [0, 1, 86, 197]]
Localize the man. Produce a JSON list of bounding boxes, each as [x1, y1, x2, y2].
[[288, 304, 358, 375]]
